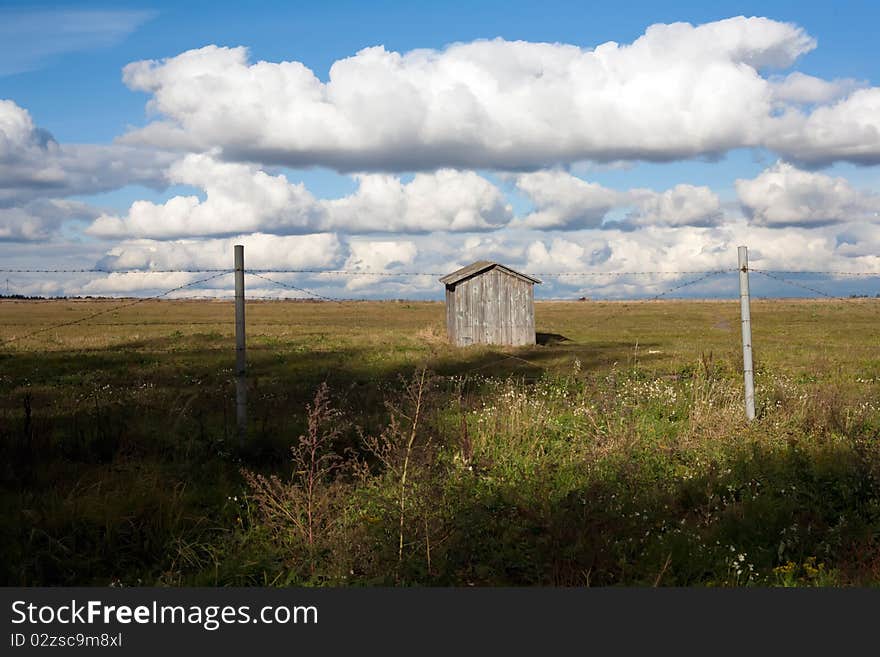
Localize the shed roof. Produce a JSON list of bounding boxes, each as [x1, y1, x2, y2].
[[439, 260, 542, 286]]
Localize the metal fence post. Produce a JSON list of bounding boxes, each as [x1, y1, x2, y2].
[[738, 246, 756, 421], [234, 244, 247, 444]]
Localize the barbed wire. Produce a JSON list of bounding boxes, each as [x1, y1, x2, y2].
[[0, 269, 230, 274], [750, 269, 840, 300], [3, 267, 879, 277], [549, 269, 733, 304], [246, 272, 346, 303], [1, 266, 876, 305], [594, 270, 737, 346], [0, 271, 232, 345], [535, 269, 740, 277], [0, 268, 441, 276], [642, 269, 731, 302], [0, 264, 874, 354], [251, 269, 441, 277], [457, 270, 736, 375], [752, 270, 880, 277]]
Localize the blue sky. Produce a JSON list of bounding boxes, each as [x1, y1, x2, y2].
[[5, 1, 880, 143], [1, 1, 879, 299]]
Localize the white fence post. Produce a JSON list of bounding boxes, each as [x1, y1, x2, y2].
[[234, 244, 247, 444], [738, 245, 756, 421]]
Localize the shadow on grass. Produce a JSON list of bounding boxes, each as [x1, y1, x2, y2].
[[536, 332, 571, 345], [0, 332, 668, 585], [0, 330, 669, 466], [5, 432, 867, 586], [2, 340, 878, 585], [384, 440, 880, 587]]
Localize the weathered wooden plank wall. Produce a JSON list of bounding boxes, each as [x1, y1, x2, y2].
[[447, 267, 535, 346]]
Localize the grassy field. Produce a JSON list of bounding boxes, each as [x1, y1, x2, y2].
[[1, 297, 879, 586]]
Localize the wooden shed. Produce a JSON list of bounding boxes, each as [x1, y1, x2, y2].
[[440, 261, 541, 347]]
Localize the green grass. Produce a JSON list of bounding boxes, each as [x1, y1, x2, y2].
[[1, 298, 879, 586]]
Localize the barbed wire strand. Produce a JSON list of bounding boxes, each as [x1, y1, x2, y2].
[[0, 269, 230, 274], [644, 269, 731, 302], [751, 269, 840, 300], [0, 271, 232, 346], [0, 268, 440, 276], [246, 272, 347, 303], [752, 270, 880, 277], [3, 267, 879, 277], [556, 268, 732, 305], [619, 268, 729, 312], [534, 268, 739, 277], [464, 270, 734, 374], [2, 267, 876, 306]]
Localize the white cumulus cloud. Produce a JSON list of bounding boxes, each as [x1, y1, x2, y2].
[[342, 239, 420, 290], [87, 155, 512, 238], [0, 99, 171, 206], [0, 199, 99, 241], [88, 154, 321, 238], [119, 17, 825, 170], [623, 184, 723, 228], [325, 169, 511, 232], [736, 162, 880, 227], [514, 170, 620, 229], [515, 170, 723, 230], [768, 88, 880, 165], [525, 238, 598, 273], [95, 233, 344, 272], [769, 72, 863, 105], [767, 87, 880, 165]]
